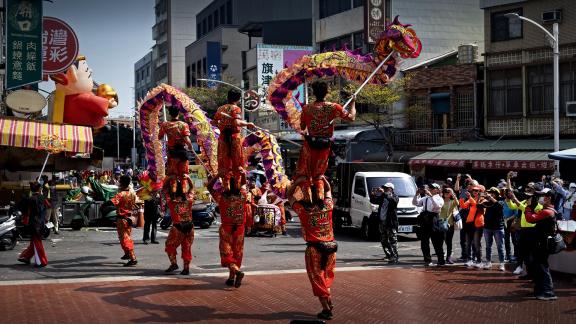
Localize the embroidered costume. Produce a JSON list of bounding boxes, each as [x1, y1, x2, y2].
[[111, 189, 138, 263], [164, 190, 195, 274], [212, 104, 245, 191]]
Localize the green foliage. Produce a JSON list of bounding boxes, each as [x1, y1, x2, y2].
[[182, 75, 238, 114]]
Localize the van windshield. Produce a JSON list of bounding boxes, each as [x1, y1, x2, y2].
[[366, 177, 417, 197]]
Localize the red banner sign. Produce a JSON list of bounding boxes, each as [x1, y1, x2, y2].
[[409, 159, 466, 168], [472, 160, 554, 171], [42, 17, 79, 74]]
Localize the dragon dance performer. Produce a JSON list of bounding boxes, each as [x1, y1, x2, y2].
[[163, 177, 195, 275], [159, 105, 193, 182], [290, 176, 337, 320], [111, 175, 140, 267], [208, 175, 247, 288], [211, 89, 254, 192], [294, 81, 356, 202]]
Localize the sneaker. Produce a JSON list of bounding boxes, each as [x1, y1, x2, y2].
[[234, 271, 245, 288], [17, 258, 31, 265], [513, 266, 524, 275], [165, 264, 179, 273], [474, 262, 483, 269], [151, 241, 160, 244], [121, 254, 130, 260], [536, 295, 558, 301], [466, 260, 474, 268], [317, 309, 334, 320], [457, 257, 467, 262], [425, 262, 435, 267], [142, 240, 149, 245], [498, 263, 506, 272], [446, 257, 454, 265], [483, 262, 492, 270], [225, 278, 235, 286], [180, 269, 189, 275], [123, 260, 138, 267]]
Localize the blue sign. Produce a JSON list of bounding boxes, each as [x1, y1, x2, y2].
[[206, 41, 221, 88]]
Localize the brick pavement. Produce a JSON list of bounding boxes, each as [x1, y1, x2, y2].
[[1, 266, 575, 324]]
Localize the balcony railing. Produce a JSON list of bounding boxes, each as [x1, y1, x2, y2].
[[391, 128, 478, 146]]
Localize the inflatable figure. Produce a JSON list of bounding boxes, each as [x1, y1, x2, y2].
[[50, 55, 118, 129]]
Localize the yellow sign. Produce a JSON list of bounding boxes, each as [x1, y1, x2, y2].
[[189, 164, 209, 202]]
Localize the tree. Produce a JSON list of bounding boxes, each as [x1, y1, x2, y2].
[[182, 75, 239, 116], [324, 77, 409, 157]]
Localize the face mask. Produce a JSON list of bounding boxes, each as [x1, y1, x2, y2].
[[538, 197, 546, 205]]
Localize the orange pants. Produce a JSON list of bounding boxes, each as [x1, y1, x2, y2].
[[217, 134, 245, 190], [165, 225, 194, 264], [219, 224, 245, 269], [167, 157, 189, 176], [116, 218, 135, 259], [294, 141, 330, 199], [19, 234, 48, 266], [305, 245, 336, 298]]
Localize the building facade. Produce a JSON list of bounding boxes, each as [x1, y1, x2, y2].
[[185, 0, 312, 87], [482, 0, 576, 137], [313, 0, 485, 68], [134, 52, 154, 107], [152, 0, 212, 87]]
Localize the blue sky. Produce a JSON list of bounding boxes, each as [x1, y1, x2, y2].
[[40, 0, 155, 117]]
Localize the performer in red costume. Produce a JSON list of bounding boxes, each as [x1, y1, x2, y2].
[[111, 175, 139, 266], [17, 182, 49, 267], [295, 81, 355, 202], [208, 175, 247, 288], [290, 176, 337, 320], [211, 89, 254, 192], [163, 183, 195, 275], [159, 105, 193, 178]]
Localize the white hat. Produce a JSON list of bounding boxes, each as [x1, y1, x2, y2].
[[570, 183, 576, 188], [430, 183, 441, 189], [446, 177, 453, 182], [383, 182, 395, 190]]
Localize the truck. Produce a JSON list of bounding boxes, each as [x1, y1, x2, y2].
[[333, 162, 419, 240]]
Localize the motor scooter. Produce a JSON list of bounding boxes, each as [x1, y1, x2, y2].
[[0, 205, 19, 251]]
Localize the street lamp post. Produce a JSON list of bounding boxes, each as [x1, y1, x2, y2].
[[506, 13, 560, 175]]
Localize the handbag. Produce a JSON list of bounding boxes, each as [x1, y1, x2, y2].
[[432, 216, 449, 232], [453, 219, 463, 231], [548, 233, 566, 254], [510, 217, 521, 233]]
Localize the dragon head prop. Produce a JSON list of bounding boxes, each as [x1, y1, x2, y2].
[[375, 16, 422, 62]]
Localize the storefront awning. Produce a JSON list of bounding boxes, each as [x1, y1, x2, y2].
[[410, 151, 554, 170], [0, 117, 93, 154]]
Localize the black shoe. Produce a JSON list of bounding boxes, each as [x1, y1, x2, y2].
[[143, 240, 149, 245], [317, 309, 333, 320], [225, 278, 235, 286], [180, 269, 189, 275], [53, 231, 59, 235], [124, 260, 138, 267], [121, 254, 130, 260], [234, 271, 245, 288], [17, 258, 30, 265], [282, 231, 287, 236], [165, 264, 179, 273], [151, 241, 160, 244], [388, 258, 399, 264]]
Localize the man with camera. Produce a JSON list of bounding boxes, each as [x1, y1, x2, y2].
[[413, 183, 445, 266], [373, 183, 400, 263]]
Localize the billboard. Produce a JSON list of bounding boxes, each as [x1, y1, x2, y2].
[[5, 0, 43, 90], [365, 0, 386, 44]]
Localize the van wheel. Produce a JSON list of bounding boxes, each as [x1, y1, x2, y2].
[[360, 217, 370, 240]]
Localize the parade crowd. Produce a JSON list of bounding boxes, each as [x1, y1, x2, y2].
[[374, 171, 572, 301]]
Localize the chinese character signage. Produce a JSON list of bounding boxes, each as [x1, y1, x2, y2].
[[206, 41, 221, 89], [5, 0, 43, 90], [42, 17, 79, 74], [365, 0, 387, 44], [256, 44, 313, 131]]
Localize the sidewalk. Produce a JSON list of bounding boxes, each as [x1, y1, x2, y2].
[[1, 266, 575, 323]]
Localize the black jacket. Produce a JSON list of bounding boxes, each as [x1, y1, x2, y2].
[[375, 192, 399, 229]]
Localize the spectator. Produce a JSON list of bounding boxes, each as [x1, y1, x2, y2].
[[413, 183, 445, 266], [481, 187, 506, 271], [17, 182, 49, 267], [47, 179, 59, 235], [454, 174, 474, 262], [439, 187, 459, 264], [445, 177, 453, 189], [499, 182, 517, 263], [506, 183, 542, 277], [142, 193, 160, 244], [524, 188, 558, 300], [562, 183, 576, 220], [460, 184, 485, 268], [375, 183, 399, 264]]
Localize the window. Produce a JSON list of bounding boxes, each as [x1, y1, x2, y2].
[[319, 0, 352, 19], [220, 5, 225, 24], [353, 31, 364, 50], [353, 0, 363, 8], [491, 9, 522, 42], [488, 69, 522, 116], [528, 65, 553, 114], [196, 60, 202, 77], [226, 1, 232, 24], [560, 62, 576, 112], [214, 10, 219, 27], [353, 176, 366, 197], [202, 57, 207, 77], [319, 34, 353, 52], [366, 177, 416, 198], [202, 19, 207, 37], [208, 14, 213, 32], [197, 22, 201, 38]]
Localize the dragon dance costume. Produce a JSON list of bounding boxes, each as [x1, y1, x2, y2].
[[293, 197, 337, 299], [164, 190, 195, 271], [212, 189, 247, 272], [111, 189, 138, 262], [213, 104, 245, 191], [158, 120, 192, 196], [295, 102, 353, 200]]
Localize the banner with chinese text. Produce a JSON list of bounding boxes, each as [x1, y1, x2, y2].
[[5, 0, 43, 90]]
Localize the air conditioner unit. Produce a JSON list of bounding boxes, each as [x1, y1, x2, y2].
[[566, 101, 576, 117], [542, 10, 562, 23]]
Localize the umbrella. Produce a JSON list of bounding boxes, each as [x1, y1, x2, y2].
[[548, 148, 576, 161]]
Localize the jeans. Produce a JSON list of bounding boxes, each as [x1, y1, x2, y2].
[[527, 242, 555, 297], [465, 223, 483, 262], [420, 226, 445, 264], [484, 228, 505, 263], [504, 218, 518, 259], [444, 225, 454, 259]]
